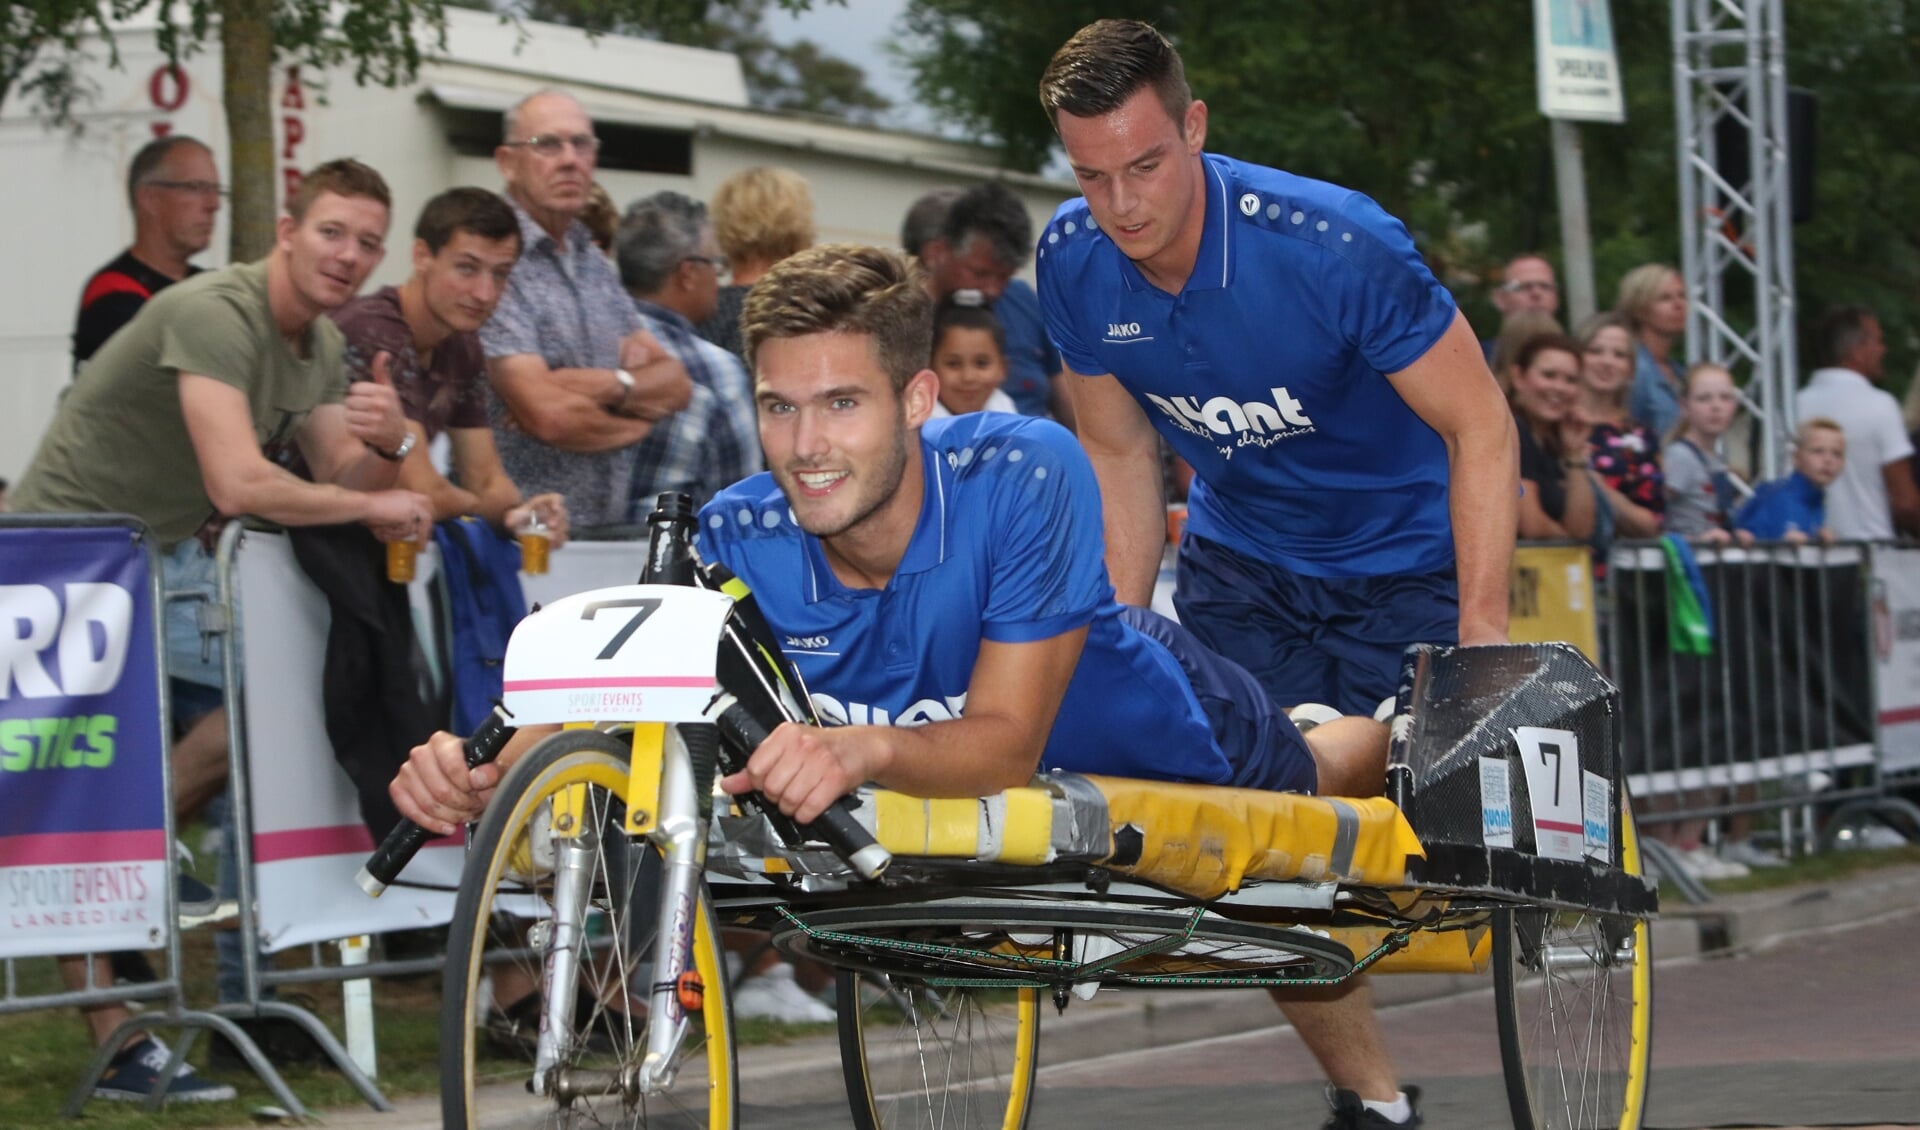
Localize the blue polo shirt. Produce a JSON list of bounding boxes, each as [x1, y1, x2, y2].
[[696, 413, 1237, 785], [1036, 153, 1459, 579], [1734, 470, 1827, 541]]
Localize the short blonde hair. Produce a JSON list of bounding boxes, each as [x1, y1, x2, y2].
[[1796, 415, 1846, 448], [711, 167, 814, 267], [1614, 263, 1680, 334]]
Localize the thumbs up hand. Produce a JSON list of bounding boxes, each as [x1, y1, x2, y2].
[[346, 350, 410, 454]]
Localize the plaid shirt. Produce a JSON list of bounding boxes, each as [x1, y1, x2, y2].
[[626, 300, 761, 520]]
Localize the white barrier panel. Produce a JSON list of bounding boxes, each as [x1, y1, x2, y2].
[[236, 531, 464, 952], [521, 538, 646, 609], [1873, 545, 1920, 774]]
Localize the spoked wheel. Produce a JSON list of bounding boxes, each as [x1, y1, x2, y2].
[[775, 902, 1355, 989], [836, 972, 1039, 1130], [1493, 807, 1653, 1130], [441, 728, 736, 1129]]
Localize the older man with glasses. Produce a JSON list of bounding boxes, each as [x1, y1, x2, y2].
[[1481, 252, 1561, 365], [481, 88, 692, 529], [72, 135, 225, 371]]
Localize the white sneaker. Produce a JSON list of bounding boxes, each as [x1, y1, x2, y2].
[[1680, 846, 1749, 880], [1832, 822, 1910, 851], [731, 964, 835, 1024], [1718, 840, 1786, 869]]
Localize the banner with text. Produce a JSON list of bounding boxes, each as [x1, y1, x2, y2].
[[1871, 545, 1920, 774], [1535, 0, 1626, 122], [0, 523, 170, 958]]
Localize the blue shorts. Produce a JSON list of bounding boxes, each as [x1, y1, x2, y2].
[[1173, 533, 1457, 717], [161, 539, 238, 711], [1119, 606, 1317, 794]]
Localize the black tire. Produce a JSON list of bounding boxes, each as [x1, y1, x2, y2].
[[440, 728, 737, 1129], [775, 901, 1355, 989]]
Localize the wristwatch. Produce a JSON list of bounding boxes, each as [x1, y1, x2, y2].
[[373, 431, 416, 462]]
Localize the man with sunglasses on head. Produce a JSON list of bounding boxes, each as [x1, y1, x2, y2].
[[72, 135, 223, 372], [483, 88, 693, 529]]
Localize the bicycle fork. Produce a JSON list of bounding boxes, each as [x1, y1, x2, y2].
[[634, 728, 709, 1095]]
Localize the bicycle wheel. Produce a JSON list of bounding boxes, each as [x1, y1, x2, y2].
[[1493, 805, 1653, 1130], [777, 902, 1354, 988], [442, 728, 737, 1130], [837, 971, 1039, 1130]]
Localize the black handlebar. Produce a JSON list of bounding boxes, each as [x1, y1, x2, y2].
[[712, 698, 890, 880], [356, 705, 517, 897]]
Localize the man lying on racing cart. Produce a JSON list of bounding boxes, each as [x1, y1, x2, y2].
[[389, 244, 1405, 1126]]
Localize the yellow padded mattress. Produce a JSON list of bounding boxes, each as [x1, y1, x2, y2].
[[858, 773, 1425, 901]]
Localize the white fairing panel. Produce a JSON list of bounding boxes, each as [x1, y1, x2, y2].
[[502, 585, 734, 724]]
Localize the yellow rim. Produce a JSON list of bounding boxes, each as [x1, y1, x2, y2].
[[460, 740, 735, 1128], [1000, 989, 1039, 1130], [1619, 807, 1652, 1130]]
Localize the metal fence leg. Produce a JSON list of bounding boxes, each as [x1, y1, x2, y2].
[[1638, 836, 1714, 905]]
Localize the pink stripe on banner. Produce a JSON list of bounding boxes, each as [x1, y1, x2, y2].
[[0, 830, 168, 867], [503, 676, 712, 692], [253, 825, 459, 864], [1880, 706, 1920, 725], [1536, 819, 1584, 834]]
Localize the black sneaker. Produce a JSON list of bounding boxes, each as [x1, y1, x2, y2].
[[94, 1036, 237, 1104], [1323, 1085, 1422, 1129]]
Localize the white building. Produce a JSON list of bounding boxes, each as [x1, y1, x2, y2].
[[0, 9, 1074, 483]]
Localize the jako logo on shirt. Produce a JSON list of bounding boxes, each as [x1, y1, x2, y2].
[[1143, 386, 1316, 453], [784, 635, 831, 650], [1105, 322, 1145, 340], [811, 692, 967, 727]]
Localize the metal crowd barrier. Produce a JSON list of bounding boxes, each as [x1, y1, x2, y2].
[[0, 515, 301, 1117], [1599, 537, 1920, 899], [201, 519, 650, 1111]]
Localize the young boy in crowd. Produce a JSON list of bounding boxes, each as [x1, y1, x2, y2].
[[929, 295, 1018, 417], [1735, 416, 1847, 544]]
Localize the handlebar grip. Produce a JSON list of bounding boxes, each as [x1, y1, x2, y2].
[[356, 706, 518, 897], [713, 704, 891, 881]]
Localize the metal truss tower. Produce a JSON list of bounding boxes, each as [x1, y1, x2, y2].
[[1672, 0, 1798, 479]]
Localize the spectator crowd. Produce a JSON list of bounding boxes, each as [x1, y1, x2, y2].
[[8, 52, 1918, 1112]]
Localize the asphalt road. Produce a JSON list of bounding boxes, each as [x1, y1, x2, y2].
[[747, 908, 1920, 1130]]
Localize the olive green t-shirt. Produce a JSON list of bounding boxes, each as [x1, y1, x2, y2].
[[15, 260, 347, 547]]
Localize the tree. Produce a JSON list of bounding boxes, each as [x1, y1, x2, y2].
[[4, 0, 834, 262], [491, 0, 887, 122], [896, 0, 1920, 378]]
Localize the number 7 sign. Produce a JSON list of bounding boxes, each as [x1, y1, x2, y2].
[[1512, 726, 1585, 861]]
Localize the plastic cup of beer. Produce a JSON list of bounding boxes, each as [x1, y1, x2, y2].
[[386, 537, 418, 584], [520, 517, 551, 575]]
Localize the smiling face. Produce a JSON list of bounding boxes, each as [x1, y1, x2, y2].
[[1794, 425, 1847, 487], [1055, 86, 1209, 283], [277, 191, 388, 312], [1581, 324, 1635, 396], [1511, 347, 1583, 428], [931, 325, 1007, 414], [413, 229, 519, 336], [756, 332, 935, 550]]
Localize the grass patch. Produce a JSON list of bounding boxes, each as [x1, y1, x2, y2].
[[1680, 841, 1920, 896]]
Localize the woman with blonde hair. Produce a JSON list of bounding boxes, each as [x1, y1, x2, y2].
[[698, 166, 815, 356], [1616, 262, 1689, 437], [1573, 311, 1664, 538]]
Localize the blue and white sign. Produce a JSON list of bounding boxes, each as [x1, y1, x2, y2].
[[1535, 0, 1626, 123], [0, 524, 170, 958], [1479, 756, 1515, 849]]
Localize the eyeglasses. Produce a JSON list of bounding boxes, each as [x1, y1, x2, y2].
[[504, 133, 601, 158], [682, 255, 729, 272], [1501, 279, 1558, 295], [144, 179, 228, 198]]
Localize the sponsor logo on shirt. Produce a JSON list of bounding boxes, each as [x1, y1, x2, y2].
[[1143, 386, 1317, 456], [784, 635, 831, 650], [811, 692, 968, 727], [1103, 322, 1151, 344]]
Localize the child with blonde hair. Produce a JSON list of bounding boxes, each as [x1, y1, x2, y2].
[[1734, 417, 1846, 543], [1663, 362, 1753, 545]]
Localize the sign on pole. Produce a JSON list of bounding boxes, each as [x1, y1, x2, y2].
[[1535, 0, 1627, 123]]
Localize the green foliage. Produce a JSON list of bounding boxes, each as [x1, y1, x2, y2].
[[897, 0, 1920, 375]]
